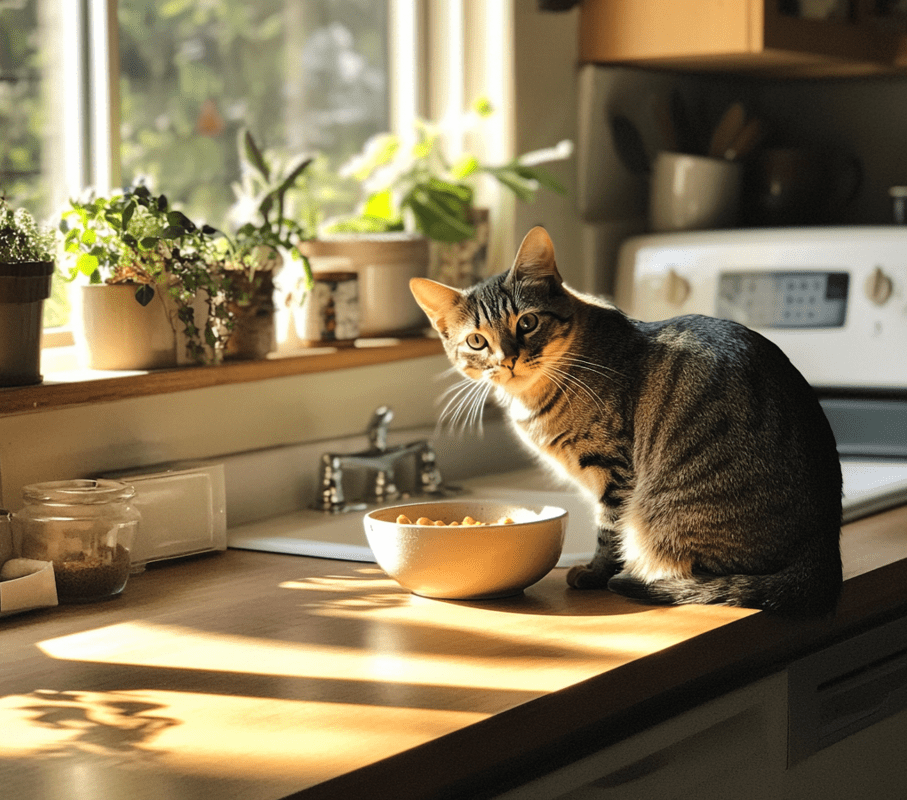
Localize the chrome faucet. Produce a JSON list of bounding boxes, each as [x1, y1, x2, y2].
[[312, 406, 454, 513]]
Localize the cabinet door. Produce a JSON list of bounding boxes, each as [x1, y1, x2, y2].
[[579, 0, 760, 64], [493, 672, 788, 800], [579, 0, 905, 76]]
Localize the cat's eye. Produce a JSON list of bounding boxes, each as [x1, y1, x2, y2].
[[466, 333, 487, 350], [517, 313, 539, 334]]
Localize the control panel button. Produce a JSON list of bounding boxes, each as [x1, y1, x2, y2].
[[865, 266, 894, 306], [664, 269, 690, 306]]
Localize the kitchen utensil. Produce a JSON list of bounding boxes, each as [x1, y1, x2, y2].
[[610, 114, 650, 175], [649, 151, 742, 232], [670, 89, 697, 154], [708, 102, 746, 159], [363, 500, 567, 599], [651, 96, 676, 152], [723, 117, 763, 160]]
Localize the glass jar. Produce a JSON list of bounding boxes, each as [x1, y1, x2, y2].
[[13, 479, 139, 603]]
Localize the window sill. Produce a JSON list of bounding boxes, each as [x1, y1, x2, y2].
[[1, 336, 444, 416]]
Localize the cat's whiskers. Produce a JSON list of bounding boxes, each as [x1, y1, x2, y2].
[[438, 378, 478, 423], [533, 364, 579, 413], [436, 377, 491, 435], [539, 361, 608, 414], [533, 352, 613, 406], [555, 353, 628, 386]]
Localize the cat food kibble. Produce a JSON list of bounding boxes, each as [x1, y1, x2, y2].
[[395, 513, 515, 526]]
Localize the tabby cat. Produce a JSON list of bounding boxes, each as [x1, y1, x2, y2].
[[410, 227, 842, 615]]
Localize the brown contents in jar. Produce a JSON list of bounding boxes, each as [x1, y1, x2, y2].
[[53, 543, 131, 603]]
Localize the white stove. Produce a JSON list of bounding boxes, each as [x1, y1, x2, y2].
[[618, 225, 907, 526]]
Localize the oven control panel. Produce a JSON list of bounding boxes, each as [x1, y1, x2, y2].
[[616, 227, 907, 390]]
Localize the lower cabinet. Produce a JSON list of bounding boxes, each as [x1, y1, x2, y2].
[[495, 673, 789, 800], [495, 615, 907, 799]]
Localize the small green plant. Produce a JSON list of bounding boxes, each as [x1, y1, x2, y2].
[[329, 98, 573, 243], [0, 196, 56, 263], [62, 184, 231, 364], [220, 129, 315, 310]]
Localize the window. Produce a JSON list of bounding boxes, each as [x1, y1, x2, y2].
[[116, 0, 391, 227], [1, 0, 517, 352], [0, 0, 43, 211], [1, 0, 396, 330]]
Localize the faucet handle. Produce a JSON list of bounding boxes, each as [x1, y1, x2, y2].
[[367, 405, 394, 452]]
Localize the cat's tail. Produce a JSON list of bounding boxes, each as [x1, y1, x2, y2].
[[606, 548, 842, 616]]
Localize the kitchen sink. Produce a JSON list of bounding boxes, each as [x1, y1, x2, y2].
[[227, 461, 907, 569]]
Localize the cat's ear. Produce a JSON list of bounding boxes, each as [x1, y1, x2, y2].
[[410, 277, 462, 335], [510, 226, 563, 285]]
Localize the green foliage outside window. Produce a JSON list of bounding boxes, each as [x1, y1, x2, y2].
[[118, 0, 388, 229], [0, 0, 390, 330]]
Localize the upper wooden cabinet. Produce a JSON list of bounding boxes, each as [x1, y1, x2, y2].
[[579, 0, 907, 76]]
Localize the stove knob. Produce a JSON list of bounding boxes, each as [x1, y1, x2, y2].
[[865, 266, 893, 306], [663, 269, 690, 306]]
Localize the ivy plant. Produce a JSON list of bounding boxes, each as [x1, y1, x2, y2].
[[61, 184, 232, 364]]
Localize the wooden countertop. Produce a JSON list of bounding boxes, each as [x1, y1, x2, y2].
[[2, 505, 906, 800]]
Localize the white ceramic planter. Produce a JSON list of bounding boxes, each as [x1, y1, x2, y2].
[[300, 234, 429, 337], [73, 283, 217, 370]]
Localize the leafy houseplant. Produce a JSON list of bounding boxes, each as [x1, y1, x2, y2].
[[62, 184, 229, 365], [329, 98, 573, 244], [0, 198, 56, 264], [0, 197, 56, 385], [218, 130, 315, 359]]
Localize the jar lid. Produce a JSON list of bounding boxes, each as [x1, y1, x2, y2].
[[22, 479, 136, 505]]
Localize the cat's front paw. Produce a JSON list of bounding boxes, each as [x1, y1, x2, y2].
[[566, 564, 613, 589]]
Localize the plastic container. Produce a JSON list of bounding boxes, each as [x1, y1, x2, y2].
[[13, 479, 140, 603]]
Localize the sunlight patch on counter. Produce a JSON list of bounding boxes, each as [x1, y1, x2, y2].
[[35, 620, 632, 694], [0, 688, 484, 784]]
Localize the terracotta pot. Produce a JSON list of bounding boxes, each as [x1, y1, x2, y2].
[[225, 273, 277, 360], [0, 260, 54, 386], [299, 233, 428, 337]]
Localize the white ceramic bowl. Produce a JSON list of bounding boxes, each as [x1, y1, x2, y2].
[[363, 500, 567, 600]]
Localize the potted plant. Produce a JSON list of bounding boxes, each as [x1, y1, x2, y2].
[[62, 184, 229, 369], [218, 129, 315, 359], [0, 197, 56, 386], [306, 98, 573, 331]]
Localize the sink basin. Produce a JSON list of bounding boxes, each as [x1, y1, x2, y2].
[[227, 468, 597, 568]]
